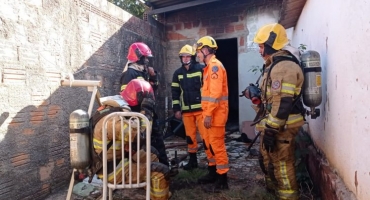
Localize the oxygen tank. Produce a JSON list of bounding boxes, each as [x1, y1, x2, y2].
[[69, 109, 90, 169], [301, 50, 322, 119]]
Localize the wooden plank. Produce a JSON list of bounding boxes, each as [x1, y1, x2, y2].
[[280, 7, 304, 21], [285, 0, 306, 10], [148, 0, 221, 14], [280, 17, 298, 28]]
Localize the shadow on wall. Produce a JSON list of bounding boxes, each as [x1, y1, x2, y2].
[[0, 15, 165, 200]]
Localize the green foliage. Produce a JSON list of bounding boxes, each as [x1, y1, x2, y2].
[[108, 0, 146, 18], [173, 168, 207, 183], [298, 44, 307, 53], [295, 128, 316, 199], [249, 65, 263, 75]]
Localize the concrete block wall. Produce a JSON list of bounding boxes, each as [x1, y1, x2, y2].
[[0, 0, 164, 199], [161, 0, 281, 125]]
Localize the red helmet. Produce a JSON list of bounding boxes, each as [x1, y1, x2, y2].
[[127, 42, 153, 62], [120, 79, 154, 106]]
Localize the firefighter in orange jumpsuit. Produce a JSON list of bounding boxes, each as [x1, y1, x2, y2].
[[171, 44, 204, 170], [253, 23, 304, 200], [195, 36, 229, 192]]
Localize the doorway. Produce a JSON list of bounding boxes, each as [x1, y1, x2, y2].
[[215, 38, 239, 130]]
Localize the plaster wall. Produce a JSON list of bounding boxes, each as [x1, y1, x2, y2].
[[291, 0, 370, 199]]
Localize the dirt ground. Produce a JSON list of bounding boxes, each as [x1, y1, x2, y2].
[[46, 130, 317, 200]]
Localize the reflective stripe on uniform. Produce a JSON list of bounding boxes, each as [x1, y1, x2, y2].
[[266, 114, 286, 127], [281, 83, 295, 95], [286, 114, 304, 125], [186, 71, 202, 78], [278, 189, 298, 199], [178, 75, 183, 79], [181, 103, 201, 110], [201, 96, 228, 103], [121, 77, 144, 91], [172, 100, 180, 105], [97, 159, 129, 182], [151, 187, 169, 198], [280, 161, 291, 189], [208, 158, 216, 165], [93, 138, 122, 150], [266, 113, 304, 128], [256, 120, 265, 129], [295, 88, 301, 96], [260, 114, 303, 129], [171, 82, 179, 87], [216, 164, 229, 169]]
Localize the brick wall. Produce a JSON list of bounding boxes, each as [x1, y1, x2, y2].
[[160, 0, 281, 120], [0, 0, 164, 199]]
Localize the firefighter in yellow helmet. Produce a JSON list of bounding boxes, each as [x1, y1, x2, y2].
[[171, 44, 204, 170], [195, 36, 229, 192], [253, 23, 305, 200], [90, 79, 171, 200]]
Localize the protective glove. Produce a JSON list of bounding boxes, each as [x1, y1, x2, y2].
[[242, 83, 261, 105], [263, 125, 279, 152]]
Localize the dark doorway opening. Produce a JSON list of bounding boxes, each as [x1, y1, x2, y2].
[[215, 38, 239, 131]]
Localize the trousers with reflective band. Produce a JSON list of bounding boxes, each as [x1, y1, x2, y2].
[[260, 127, 300, 200], [197, 115, 229, 174]]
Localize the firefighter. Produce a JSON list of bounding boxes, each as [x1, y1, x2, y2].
[[119, 42, 169, 169], [195, 36, 229, 192], [253, 23, 304, 200], [171, 44, 204, 170], [120, 42, 158, 92], [92, 79, 170, 199]]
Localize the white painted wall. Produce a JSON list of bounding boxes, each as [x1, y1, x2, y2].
[[291, 1, 370, 199], [239, 6, 280, 123]]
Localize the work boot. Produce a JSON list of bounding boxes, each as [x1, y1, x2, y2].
[[204, 173, 229, 193], [168, 166, 179, 177], [198, 166, 217, 184], [183, 153, 198, 170]]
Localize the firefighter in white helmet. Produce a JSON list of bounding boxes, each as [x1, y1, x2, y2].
[[253, 23, 304, 200], [171, 44, 204, 170]]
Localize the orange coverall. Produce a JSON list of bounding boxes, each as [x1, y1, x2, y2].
[[198, 55, 229, 174]]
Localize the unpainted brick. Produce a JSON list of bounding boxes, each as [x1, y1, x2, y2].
[[235, 23, 245, 31], [225, 25, 235, 33], [56, 158, 65, 166], [11, 153, 30, 167], [39, 162, 55, 181], [23, 128, 35, 135]]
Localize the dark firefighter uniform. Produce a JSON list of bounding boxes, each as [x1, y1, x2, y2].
[[171, 44, 204, 170], [120, 63, 158, 92], [119, 42, 168, 168]]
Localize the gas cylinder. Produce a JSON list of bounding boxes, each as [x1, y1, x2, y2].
[[301, 50, 322, 119], [69, 109, 90, 169]]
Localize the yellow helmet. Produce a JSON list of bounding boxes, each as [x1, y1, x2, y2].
[[196, 36, 218, 50], [253, 23, 288, 50], [179, 44, 195, 56]]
